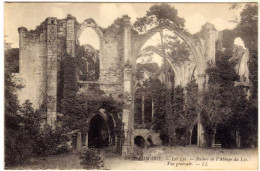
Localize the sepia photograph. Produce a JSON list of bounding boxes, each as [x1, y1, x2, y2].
[[4, 2, 258, 170]]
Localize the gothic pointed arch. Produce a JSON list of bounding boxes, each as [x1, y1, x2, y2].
[[140, 45, 182, 86], [76, 18, 104, 45], [133, 25, 205, 75]]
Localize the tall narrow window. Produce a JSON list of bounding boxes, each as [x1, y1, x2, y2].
[[77, 27, 100, 81]]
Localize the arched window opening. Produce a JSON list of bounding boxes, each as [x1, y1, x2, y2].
[[79, 27, 100, 49], [77, 27, 100, 81], [134, 88, 153, 128], [234, 37, 245, 48]]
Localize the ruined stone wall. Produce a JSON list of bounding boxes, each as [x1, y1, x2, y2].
[[57, 19, 67, 62], [56, 19, 67, 113], [18, 18, 59, 127], [76, 19, 124, 101], [18, 21, 48, 112], [46, 18, 58, 127], [17, 14, 220, 149], [99, 26, 124, 100]]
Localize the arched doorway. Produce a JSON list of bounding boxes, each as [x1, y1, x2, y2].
[[88, 114, 109, 148], [134, 136, 146, 148], [191, 124, 198, 145]]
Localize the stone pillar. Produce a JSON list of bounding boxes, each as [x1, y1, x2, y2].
[[141, 93, 145, 124], [108, 134, 111, 146], [183, 88, 187, 111], [66, 14, 75, 58], [203, 23, 217, 90], [85, 133, 88, 148], [123, 15, 132, 65], [18, 27, 27, 75], [77, 132, 82, 151], [122, 68, 132, 156], [151, 98, 154, 120], [196, 23, 217, 147], [197, 74, 206, 147], [203, 23, 217, 66], [46, 17, 58, 129], [122, 15, 133, 157], [115, 136, 118, 145]]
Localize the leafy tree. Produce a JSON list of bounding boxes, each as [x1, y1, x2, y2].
[[4, 48, 21, 118], [5, 45, 70, 166], [5, 46, 24, 166], [232, 3, 258, 105], [183, 80, 199, 144], [170, 86, 186, 145], [164, 35, 190, 65], [200, 48, 256, 147], [149, 78, 168, 144], [134, 4, 187, 144], [201, 50, 237, 146], [233, 3, 258, 147], [134, 3, 185, 33]]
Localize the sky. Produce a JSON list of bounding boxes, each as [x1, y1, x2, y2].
[[4, 2, 246, 48]]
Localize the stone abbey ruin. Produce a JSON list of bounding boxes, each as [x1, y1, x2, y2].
[[14, 14, 250, 155]]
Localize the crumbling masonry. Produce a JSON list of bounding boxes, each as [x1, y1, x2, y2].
[[16, 14, 224, 154]]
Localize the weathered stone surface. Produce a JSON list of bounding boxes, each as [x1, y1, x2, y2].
[[18, 22, 48, 112], [77, 132, 82, 151], [230, 46, 250, 83], [17, 14, 219, 152], [46, 17, 58, 129]]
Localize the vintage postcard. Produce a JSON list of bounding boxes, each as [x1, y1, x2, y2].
[[4, 2, 258, 170]]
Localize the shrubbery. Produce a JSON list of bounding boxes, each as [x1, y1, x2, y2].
[[5, 100, 70, 167], [34, 125, 70, 157], [80, 148, 104, 169]]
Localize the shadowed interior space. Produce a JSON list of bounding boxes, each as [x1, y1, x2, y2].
[[134, 136, 146, 148], [191, 124, 198, 145], [88, 115, 109, 148]]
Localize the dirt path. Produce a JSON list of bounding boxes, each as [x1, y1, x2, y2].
[[8, 146, 258, 170]]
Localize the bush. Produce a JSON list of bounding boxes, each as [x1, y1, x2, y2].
[[80, 148, 104, 169], [5, 124, 34, 166], [5, 101, 38, 166], [34, 125, 70, 157], [124, 146, 143, 160], [5, 100, 70, 167]]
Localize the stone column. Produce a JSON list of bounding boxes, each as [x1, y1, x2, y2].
[[203, 23, 217, 66], [151, 98, 154, 120], [197, 73, 206, 147], [18, 27, 27, 75], [115, 136, 118, 145], [196, 23, 217, 147], [46, 17, 58, 129], [122, 68, 132, 156], [66, 14, 75, 58], [85, 133, 88, 148], [141, 93, 145, 124], [122, 15, 133, 157], [123, 15, 132, 65], [204, 23, 217, 90], [183, 88, 187, 111], [77, 132, 82, 151]]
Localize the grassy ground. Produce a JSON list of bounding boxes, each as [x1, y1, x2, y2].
[[7, 145, 258, 170]]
